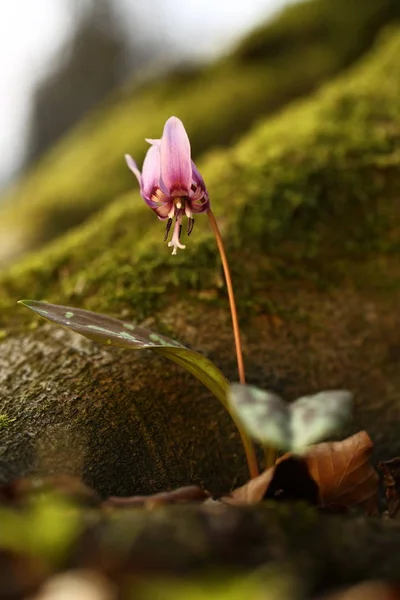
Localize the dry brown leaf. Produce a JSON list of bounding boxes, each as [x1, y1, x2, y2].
[[304, 431, 379, 514], [225, 431, 379, 514], [223, 467, 275, 504], [224, 456, 319, 505]]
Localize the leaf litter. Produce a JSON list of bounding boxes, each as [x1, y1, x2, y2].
[[224, 431, 379, 515]]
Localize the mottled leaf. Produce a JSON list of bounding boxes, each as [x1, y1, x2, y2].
[[228, 383, 353, 452], [18, 301, 229, 408], [226, 431, 378, 514]]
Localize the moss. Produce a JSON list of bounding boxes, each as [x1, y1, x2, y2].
[[0, 0, 399, 264], [1, 27, 400, 332], [1, 29, 400, 497], [135, 573, 294, 600], [0, 494, 81, 564], [234, 0, 399, 66], [0, 414, 16, 429]]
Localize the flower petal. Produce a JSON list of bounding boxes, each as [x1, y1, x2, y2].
[[141, 144, 161, 202], [191, 160, 206, 190], [125, 154, 141, 186], [190, 160, 210, 205], [125, 153, 157, 209], [160, 116, 192, 195], [155, 202, 174, 219], [191, 196, 210, 214], [189, 161, 210, 213], [145, 138, 161, 146]]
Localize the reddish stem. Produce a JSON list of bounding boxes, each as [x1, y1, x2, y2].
[[207, 209, 259, 478]]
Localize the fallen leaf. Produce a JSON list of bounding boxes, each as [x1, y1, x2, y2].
[[223, 466, 275, 505], [225, 431, 378, 514], [224, 457, 319, 505], [304, 431, 379, 514]]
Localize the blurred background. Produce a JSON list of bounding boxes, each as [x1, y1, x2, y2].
[[1, 0, 399, 268], [0, 0, 295, 189]]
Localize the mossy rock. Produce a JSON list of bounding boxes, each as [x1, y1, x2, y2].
[[1, 0, 399, 265], [0, 28, 400, 496]]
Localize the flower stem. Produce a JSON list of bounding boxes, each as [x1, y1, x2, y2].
[[207, 209, 259, 478], [263, 445, 277, 470], [207, 210, 245, 384]]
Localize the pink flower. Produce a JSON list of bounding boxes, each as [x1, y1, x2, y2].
[[125, 116, 210, 254]]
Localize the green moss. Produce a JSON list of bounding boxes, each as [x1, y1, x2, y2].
[[0, 0, 399, 263], [0, 494, 82, 564], [234, 0, 399, 66], [0, 414, 16, 429], [136, 572, 293, 600], [1, 27, 400, 333]]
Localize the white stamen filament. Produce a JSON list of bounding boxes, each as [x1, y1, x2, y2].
[[168, 218, 186, 255]]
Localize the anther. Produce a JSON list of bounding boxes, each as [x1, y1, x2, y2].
[[187, 218, 195, 236], [164, 218, 173, 241]]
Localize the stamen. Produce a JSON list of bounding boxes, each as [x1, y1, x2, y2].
[[187, 218, 195, 236], [168, 219, 186, 255], [164, 218, 173, 241], [179, 224, 182, 240]]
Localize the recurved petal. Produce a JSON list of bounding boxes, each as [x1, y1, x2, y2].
[[145, 138, 161, 146], [125, 154, 142, 186], [141, 144, 161, 202], [190, 160, 210, 211], [125, 153, 157, 208], [191, 160, 206, 191], [191, 196, 210, 213], [160, 116, 192, 194]]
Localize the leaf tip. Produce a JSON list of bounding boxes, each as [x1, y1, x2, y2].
[[18, 299, 32, 308], [18, 300, 48, 317]]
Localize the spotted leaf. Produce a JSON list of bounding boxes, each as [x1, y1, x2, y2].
[[19, 300, 229, 408], [228, 383, 353, 452]]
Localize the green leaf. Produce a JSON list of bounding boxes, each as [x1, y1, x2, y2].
[[228, 383, 353, 452], [18, 300, 229, 407]]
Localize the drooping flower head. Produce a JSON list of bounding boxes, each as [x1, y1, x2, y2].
[[125, 116, 210, 255]]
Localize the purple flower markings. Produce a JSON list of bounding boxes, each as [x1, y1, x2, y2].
[[125, 116, 210, 255]]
